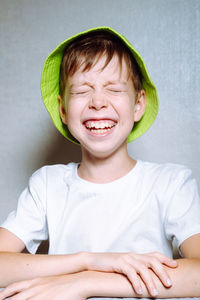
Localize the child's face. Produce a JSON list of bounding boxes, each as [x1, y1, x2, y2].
[[59, 54, 146, 158]]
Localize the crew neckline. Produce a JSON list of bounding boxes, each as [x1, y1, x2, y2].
[[72, 159, 142, 188]]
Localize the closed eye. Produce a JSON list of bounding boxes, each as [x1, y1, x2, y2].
[[70, 90, 90, 95], [107, 89, 124, 93]]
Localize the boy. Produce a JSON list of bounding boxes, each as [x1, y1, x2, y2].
[[0, 26, 200, 299]]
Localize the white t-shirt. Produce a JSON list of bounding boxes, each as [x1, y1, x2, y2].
[[1, 160, 200, 300]]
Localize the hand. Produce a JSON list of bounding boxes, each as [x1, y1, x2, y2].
[[86, 251, 178, 297], [0, 273, 88, 300]]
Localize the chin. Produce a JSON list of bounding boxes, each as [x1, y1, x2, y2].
[[81, 140, 127, 159]]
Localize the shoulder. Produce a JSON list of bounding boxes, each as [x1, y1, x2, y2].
[[139, 160, 192, 181], [28, 162, 78, 187], [138, 160, 194, 197]]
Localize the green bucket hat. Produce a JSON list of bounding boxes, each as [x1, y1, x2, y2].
[[41, 26, 159, 144]]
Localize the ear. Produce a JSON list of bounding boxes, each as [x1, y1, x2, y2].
[[133, 90, 146, 122], [58, 95, 67, 125]]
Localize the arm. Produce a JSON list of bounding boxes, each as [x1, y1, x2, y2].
[[0, 259, 199, 300], [1, 230, 199, 298], [85, 234, 200, 298], [0, 228, 87, 287], [0, 228, 176, 295], [84, 258, 200, 298]]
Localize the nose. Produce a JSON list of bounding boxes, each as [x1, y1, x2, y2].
[[89, 90, 108, 110]]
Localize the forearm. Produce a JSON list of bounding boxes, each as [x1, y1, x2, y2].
[[84, 258, 200, 298], [0, 251, 87, 287]]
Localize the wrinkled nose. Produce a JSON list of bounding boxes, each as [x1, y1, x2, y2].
[[89, 91, 108, 110]]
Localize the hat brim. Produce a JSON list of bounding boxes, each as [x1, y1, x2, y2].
[[41, 26, 159, 144]]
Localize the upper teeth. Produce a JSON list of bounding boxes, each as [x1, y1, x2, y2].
[[85, 121, 115, 129]]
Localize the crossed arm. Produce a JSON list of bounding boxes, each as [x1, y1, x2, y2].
[[0, 228, 200, 299]]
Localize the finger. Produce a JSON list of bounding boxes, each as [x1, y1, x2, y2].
[[149, 259, 172, 287], [122, 265, 143, 295], [10, 291, 28, 300], [10, 286, 37, 300], [137, 266, 158, 297], [150, 252, 178, 268], [123, 255, 158, 296], [0, 281, 30, 300]]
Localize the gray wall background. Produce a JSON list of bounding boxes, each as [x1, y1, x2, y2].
[[0, 0, 200, 223]]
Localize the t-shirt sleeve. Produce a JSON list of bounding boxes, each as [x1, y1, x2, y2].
[[164, 167, 200, 257], [0, 167, 48, 254]]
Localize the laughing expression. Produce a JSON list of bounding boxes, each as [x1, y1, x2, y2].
[[59, 54, 144, 158]]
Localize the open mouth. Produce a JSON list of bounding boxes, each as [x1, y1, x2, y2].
[[84, 120, 117, 134]]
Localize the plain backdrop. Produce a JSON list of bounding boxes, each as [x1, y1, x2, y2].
[[0, 0, 200, 223]]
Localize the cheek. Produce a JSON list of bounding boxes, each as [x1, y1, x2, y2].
[[119, 98, 135, 119], [65, 100, 84, 131], [65, 99, 76, 121], [122, 102, 135, 130]]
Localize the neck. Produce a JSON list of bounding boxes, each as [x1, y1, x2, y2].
[[78, 145, 136, 183]]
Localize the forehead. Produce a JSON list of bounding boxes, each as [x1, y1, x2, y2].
[[68, 54, 130, 85]]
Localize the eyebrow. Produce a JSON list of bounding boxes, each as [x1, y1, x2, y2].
[[69, 81, 93, 89], [104, 80, 127, 86], [69, 80, 127, 89]]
